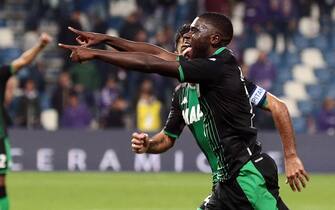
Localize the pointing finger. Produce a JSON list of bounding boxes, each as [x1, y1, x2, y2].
[[58, 43, 77, 50], [68, 27, 83, 35]]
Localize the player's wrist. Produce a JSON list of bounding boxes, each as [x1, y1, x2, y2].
[[146, 138, 155, 153], [38, 41, 47, 49], [284, 152, 298, 159]]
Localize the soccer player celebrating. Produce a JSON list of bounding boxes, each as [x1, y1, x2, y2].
[[60, 12, 308, 210], [0, 33, 51, 210]]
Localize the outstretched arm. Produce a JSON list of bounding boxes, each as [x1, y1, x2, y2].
[[131, 131, 175, 154], [261, 92, 309, 192], [11, 33, 52, 73], [58, 44, 180, 78], [69, 27, 177, 61]]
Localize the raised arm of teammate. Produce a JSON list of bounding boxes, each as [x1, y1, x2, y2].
[[11, 33, 52, 73], [58, 44, 180, 78], [259, 92, 309, 192], [131, 131, 175, 154], [68, 27, 177, 61]]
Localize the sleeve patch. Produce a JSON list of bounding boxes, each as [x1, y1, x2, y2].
[[250, 86, 266, 106]]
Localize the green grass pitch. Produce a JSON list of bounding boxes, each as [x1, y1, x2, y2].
[[7, 172, 335, 210]]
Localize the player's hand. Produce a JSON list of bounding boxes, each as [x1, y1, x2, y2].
[[182, 47, 192, 59], [39, 33, 52, 47], [284, 155, 309, 192], [131, 132, 149, 154], [58, 43, 94, 62], [68, 27, 106, 47]]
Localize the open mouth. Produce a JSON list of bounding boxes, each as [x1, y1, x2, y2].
[[181, 43, 191, 52]]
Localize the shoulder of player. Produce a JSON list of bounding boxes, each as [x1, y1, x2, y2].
[[210, 48, 236, 63]]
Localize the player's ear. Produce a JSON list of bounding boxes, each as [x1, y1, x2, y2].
[[210, 34, 222, 47]]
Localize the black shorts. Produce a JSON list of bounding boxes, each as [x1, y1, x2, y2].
[[0, 136, 11, 174], [202, 153, 289, 210]]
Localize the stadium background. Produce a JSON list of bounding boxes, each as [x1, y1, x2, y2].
[[0, 0, 335, 209]]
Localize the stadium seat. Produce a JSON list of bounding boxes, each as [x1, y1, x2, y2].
[[301, 48, 326, 69], [283, 81, 309, 100], [243, 48, 259, 66], [256, 33, 273, 53], [275, 34, 286, 54], [106, 28, 119, 37], [0, 27, 14, 48], [232, 2, 245, 18], [292, 64, 317, 85], [232, 17, 244, 37], [41, 109, 58, 131], [279, 97, 301, 117], [298, 17, 320, 39], [109, 0, 136, 17], [310, 3, 320, 19]]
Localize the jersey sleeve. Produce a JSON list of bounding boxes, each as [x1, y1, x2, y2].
[[177, 56, 226, 83], [245, 79, 267, 107], [163, 87, 186, 139]]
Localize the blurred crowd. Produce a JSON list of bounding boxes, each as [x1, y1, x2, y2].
[[0, 0, 334, 134]]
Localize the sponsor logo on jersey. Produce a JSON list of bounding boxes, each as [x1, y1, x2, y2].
[[182, 104, 203, 125]]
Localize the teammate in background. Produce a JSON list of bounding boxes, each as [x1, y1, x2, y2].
[[60, 12, 308, 209], [0, 33, 52, 210]]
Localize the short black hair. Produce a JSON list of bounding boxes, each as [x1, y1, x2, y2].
[[199, 12, 233, 46], [175, 23, 191, 49]]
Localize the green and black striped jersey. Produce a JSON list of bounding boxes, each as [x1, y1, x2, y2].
[[164, 47, 265, 182], [0, 65, 12, 139], [164, 80, 266, 184]]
